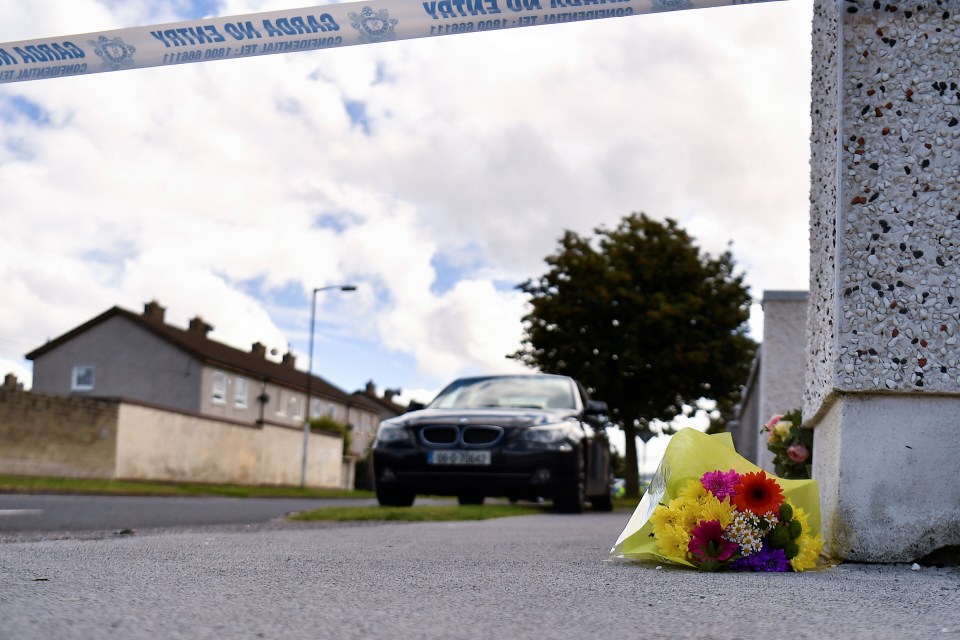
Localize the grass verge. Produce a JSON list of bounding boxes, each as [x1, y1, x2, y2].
[[0, 474, 374, 500], [289, 503, 547, 522]]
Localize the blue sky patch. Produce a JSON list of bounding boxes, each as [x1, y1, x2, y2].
[[430, 252, 484, 296], [373, 62, 394, 85], [493, 279, 519, 293], [1, 96, 50, 126], [343, 99, 371, 135], [81, 245, 136, 287], [311, 210, 365, 234], [180, 0, 222, 19]]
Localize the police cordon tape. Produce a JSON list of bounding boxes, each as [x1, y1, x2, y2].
[[0, 0, 781, 84]]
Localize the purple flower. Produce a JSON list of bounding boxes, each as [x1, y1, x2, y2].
[[731, 546, 791, 572], [700, 469, 741, 501]]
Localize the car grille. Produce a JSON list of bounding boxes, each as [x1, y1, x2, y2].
[[418, 425, 504, 448], [420, 425, 458, 445]]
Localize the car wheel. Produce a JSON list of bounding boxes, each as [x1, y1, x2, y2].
[[376, 484, 415, 507], [457, 494, 484, 506], [554, 453, 586, 514]]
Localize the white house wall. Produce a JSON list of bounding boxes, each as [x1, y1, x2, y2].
[[197, 365, 375, 440], [756, 292, 808, 471], [115, 402, 344, 488]]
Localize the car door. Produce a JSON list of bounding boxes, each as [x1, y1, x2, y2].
[[577, 383, 612, 496]]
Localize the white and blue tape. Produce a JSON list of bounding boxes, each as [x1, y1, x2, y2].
[[0, 0, 781, 84]]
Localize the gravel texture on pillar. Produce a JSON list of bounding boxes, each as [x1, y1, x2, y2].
[[807, 0, 960, 562]]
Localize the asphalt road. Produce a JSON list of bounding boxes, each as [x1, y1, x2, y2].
[[0, 493, 377, 536], [1, 509, 958, 640]]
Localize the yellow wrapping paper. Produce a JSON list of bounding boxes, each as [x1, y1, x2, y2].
[[610, 428, 821, 566]]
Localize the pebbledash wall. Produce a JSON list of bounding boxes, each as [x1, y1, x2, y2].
[[808, 0, 960, 561], [0, 387, 347, 488]]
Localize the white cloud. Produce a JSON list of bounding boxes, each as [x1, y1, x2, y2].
[[0, 0, 813, 394]]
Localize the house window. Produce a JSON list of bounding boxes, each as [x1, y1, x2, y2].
[[234, 377, 249, 409], [310, 398, 322, 419], [212, 371, 227, 404], [289, 394, 303, 420], [276, 391, 286, 416], [72, 366, 95, 391]]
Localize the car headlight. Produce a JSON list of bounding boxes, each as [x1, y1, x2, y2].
[[515, 424, 573, 444], [376, 424, 413, 444]]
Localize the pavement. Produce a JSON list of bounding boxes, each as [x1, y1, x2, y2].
[[0, 512, 957, 640]]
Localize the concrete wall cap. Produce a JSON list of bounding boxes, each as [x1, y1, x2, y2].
[[762, 290, 808, 302]]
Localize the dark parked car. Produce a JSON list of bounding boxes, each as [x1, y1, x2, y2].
[[372, 374, 615, 513]]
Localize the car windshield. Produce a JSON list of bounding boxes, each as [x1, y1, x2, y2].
[[427, 376, 576, 410]]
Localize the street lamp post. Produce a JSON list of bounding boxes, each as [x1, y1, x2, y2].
[[301, 284, 357, 488]]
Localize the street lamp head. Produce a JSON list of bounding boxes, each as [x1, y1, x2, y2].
[[313, 284, 358, 294]]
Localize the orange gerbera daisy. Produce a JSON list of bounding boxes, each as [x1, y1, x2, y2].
[[732, 471, 784, 515]]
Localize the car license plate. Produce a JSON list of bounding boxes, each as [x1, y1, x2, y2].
[[428, 450, 491, 465]]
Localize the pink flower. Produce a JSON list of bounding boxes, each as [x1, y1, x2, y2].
[[764, 415, 782, 432], [787, 443, 810, 463], [700, 469, 740, 501], [764, 415, 783, 442]]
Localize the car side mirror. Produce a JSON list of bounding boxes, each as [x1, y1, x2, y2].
[[585, 400, 609, 416], [406, 401, 426, 413]]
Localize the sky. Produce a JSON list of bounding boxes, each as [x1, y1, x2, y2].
[[0, 0, 813, 466]]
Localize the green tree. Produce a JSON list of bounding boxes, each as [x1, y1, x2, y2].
[[511, 213, 757, 499]]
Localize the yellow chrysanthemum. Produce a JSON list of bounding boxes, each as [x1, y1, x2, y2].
[[791, 501, 808, 527], [671, 481, 735, 531], [679, 503, 705, 531], [697, 494, 735, 529], [656, 523, 691, 560], [791, 533, 824, 571], [649, 504, 683, 533], [662, 495, 699, 531], [679, 479, 710, 502], [788, 503, 825, 571]]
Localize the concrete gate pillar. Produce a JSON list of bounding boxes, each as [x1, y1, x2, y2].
[[808, 0, 960, 562]]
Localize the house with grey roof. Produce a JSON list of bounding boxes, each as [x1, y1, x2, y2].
[[27, 300, 380, 437], [11, 301, 384, 488]]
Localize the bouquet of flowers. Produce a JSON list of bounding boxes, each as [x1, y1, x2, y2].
[[611, 428, 824, 572], [764, 409, 813, 480]]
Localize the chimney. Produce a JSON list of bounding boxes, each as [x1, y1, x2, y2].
[[251, 342, 267, 359], [143, 300, 166, 323], [385, 388, 401, 402], [188, 316, 213, 338], [365, 380, 376, 396], [281, 352, 296, 368]]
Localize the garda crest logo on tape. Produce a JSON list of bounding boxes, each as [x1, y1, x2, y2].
[[0, 0, 783, 85], [350, 7, 400, 42], [90, 36, 137, 70]]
